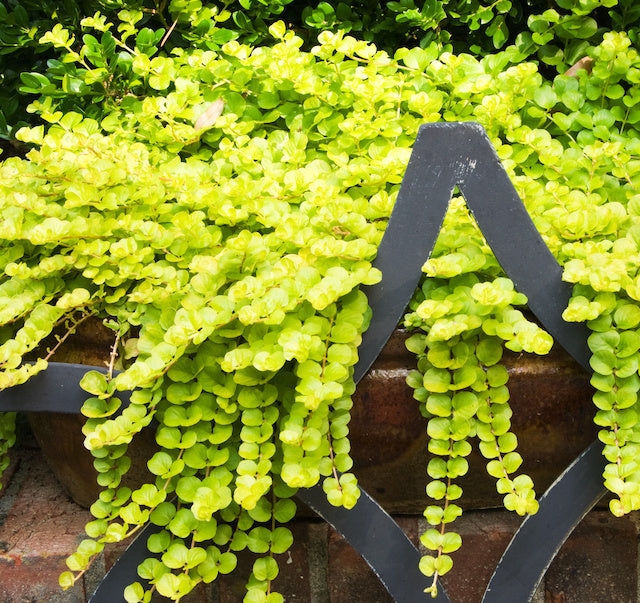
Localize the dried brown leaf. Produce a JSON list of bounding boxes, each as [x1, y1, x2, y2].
[[563, 56, 594, 78], [195, 100, 224, 130]]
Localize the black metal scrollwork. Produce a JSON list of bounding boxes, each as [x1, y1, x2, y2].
[[0, 123, 604, 602]]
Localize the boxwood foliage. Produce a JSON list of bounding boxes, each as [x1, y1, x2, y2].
[[0, 3, 640, 601]]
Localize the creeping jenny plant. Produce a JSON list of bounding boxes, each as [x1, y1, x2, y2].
[[1, 5, 640, 601]]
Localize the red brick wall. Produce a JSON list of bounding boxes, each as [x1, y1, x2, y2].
[[0, 431, 637, 603], [1, 334, 635, 602]]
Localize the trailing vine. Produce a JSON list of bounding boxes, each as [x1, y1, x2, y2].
[[0, 3, 639, 600], [405, 274, 545, 594]]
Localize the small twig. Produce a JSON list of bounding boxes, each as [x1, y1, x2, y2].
[[328, 437, 340, 482], [160, 17, 178, 47], [44, 312, 93, 362], [107, 328, 121, 379]]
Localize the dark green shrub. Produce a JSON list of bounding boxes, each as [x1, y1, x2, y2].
[[2, 0, 639, 141]]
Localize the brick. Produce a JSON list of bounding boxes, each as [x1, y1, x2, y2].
[[437, 510, 522, 602], [217, 545, 252, 603], [307, 522, 329, 602], [0, 447, 91, 602], [2, 439, 640, 603], [268, 522, 314, 602], [327, 517, 419, 603], [218, 521, 319, 603], [0, 555, 86, 602], [0, 454, 19, 496], [102, 537, 136, 573], [327, 526, 392, 603], [0, 449, 90, 558], [544, 511, 638, 603], [349, 335, 428, 514]]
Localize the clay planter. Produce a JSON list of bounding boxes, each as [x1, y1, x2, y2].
[[26, 319, 158, 508], [25, 319, 595, 513]]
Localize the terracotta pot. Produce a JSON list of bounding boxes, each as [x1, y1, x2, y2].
[[27, 319, 158, 508], [27, 320, 595, 512]]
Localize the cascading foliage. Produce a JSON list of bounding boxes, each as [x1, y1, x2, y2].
[[0, 2, 639, 600]]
